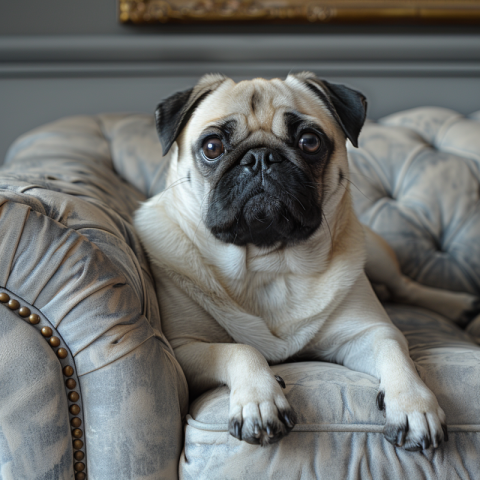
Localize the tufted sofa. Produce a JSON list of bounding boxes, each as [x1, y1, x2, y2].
[[1, 107, 479, 480]]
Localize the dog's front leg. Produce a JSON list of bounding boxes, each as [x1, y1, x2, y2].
[[313, 273, 448, 451], [175, 342, 296, 446]]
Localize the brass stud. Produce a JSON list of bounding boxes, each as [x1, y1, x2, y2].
[[49, 336, 61, 347], [74, 462, 85, 472], [0, 293, 10, 303], [69, 392, 80, 402], [41, 327, 52, 337], [71, 417, 82, 428], [63, 365, 74, 377], [7, 299, 20, 310], [66, 378, 77, 389], [73, 439, 83, 450], [18, 306, 31, 317], [72, 429, 83, 438], [70, 404, 81, 415], [29, 314, 40, 325], [75, 473, 86, 480], [74, 451, 84, 461], [57, 348, 68, 359]]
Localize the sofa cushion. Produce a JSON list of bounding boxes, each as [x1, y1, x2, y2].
[[181, 306, 480, 479]]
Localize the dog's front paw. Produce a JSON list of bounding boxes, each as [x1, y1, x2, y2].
[[377, 386, 448, 451], [228, 374, 296, 446]]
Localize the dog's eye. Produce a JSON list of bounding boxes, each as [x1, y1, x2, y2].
[[202, 137, 224, 160], [298, 133, 321, 154]]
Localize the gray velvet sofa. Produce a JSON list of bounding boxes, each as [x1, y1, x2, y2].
[[1, 107, 479, 480]]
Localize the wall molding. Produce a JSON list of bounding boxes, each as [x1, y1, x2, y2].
[[2, 62, 480, 78], [1, 34, 480, 78]]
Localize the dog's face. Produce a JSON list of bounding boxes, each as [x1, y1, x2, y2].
[[155, 73, 367, 248]]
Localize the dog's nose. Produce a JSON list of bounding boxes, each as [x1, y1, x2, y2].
[[240, 148, 282, 172]]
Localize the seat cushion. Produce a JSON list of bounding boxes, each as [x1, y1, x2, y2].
[[181, 306, 480, 480]]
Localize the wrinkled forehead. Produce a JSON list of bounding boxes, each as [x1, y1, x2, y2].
[[187, 77, 337, 139]]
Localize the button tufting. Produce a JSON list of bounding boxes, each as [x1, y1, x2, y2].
[[18, 307, 31, 317], [7, 299, 20, 310], [0, 293, 9, 303]]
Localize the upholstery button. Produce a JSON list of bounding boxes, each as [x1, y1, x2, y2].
[[49, 337, 61, 347], [71, 417, 82, 428], [70, 404, 81, 415], [57, 348, 68, 359], [29, 314, 40, 325], [41, 327, 53, 337], [74, 451, 84, 461], [19, 307, 31, 317], [8, 299, 20, 310], [74, 462, 85, 472], [75, 473, 86, 480], [0, 293, 10, 303], [73, 439, 83, 450], [63, 366, 74, 377], [69, 392, 80, 402], [66, 378, 77, 389], [72, 429, 83, 438]]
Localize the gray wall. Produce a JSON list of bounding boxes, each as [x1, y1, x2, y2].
[[1, 0, 480, 161]]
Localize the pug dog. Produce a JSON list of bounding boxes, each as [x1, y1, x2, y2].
[[134, 73, 479, 450]]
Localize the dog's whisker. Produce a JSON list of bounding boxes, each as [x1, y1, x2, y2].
[[193, 191, 211, 244], [162, 177, 190, 194], [322, 212, 333, 252], [342, 178, 371, 200], [284, 191, 306, 211]]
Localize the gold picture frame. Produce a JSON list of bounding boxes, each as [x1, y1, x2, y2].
[[119, 0, 480, 24]]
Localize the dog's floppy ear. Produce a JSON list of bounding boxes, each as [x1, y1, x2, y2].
[[293, 72, 367, 148], [155, 73, 227, 155]]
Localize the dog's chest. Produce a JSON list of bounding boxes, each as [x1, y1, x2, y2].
[[222, 272, 329, 337]]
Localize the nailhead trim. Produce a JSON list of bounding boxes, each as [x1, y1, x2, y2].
[[0, 290, 87, 479]]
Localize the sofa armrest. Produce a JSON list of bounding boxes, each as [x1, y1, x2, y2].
[[0, 115, 188, 479]]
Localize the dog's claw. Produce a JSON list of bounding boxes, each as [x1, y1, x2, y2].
[[229, 419, 243, 441], [421, 437, 430, 450], [284, 413, 294, 428], [396, 429, 406, 447], [376, 390, 385, 411], [275, 375, 286, 389], [235, 422, 241, 440], [442, 424, 449, 442]]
